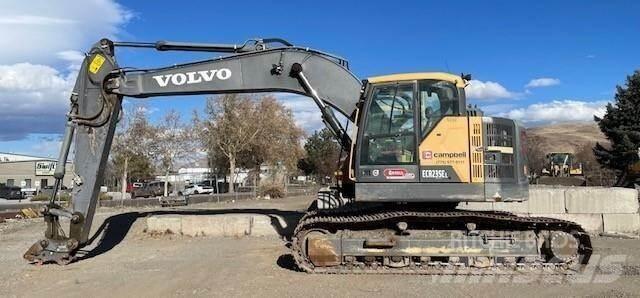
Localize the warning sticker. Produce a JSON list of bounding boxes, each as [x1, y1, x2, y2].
[[89, 55, 106, 74]]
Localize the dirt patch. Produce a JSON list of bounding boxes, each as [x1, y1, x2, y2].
[[2, 195, 640, 297]]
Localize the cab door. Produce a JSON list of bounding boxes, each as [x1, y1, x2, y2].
[[356, 82, 419, 183], [417, 80, 471, 183]]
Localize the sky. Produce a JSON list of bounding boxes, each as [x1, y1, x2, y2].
[[0, 0, 639, 158]]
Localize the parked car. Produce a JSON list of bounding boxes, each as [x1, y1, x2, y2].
[[0, 185, 24, 200], [179, 184, 213, 195], [126, 182, 144, 193], [21, 187, 37, 198], [131, 181, 173, 198], [147, 181, 172, 196]]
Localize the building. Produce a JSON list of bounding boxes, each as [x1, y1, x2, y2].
[[0, 152, 74, 191]]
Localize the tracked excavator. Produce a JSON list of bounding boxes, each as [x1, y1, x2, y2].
[[24, 38, 592, 274]]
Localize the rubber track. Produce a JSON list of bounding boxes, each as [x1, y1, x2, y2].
[[292, 206, 593, 275]]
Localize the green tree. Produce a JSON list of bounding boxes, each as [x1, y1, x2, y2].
[[594, 70, 640, 187], [300, 128, 341, 184]]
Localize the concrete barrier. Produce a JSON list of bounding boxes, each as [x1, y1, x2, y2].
[[147, 215, 182, 233], [528, 187, 566, 213], [106, 192, 131, 200], [602, 214, 640, 233], [146, 186, 639, 237], [457, 186, 640, 235], [565, 187, 639, 214], [146, 214, 289, 237]]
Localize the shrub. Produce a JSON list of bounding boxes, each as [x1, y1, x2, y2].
[[31, 193, 71, 202], [99, 193, 113, 200], [258, 182, 285, 199], [31, 194, 50, 201]]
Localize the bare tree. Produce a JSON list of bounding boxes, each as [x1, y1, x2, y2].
[[525, 134, 547, 177], [575, 142, 617, 186], [238, 96, 305, 186], [195, 95, 263, 193], [152, 109, 197, 196], [111, 105, 154, 200]]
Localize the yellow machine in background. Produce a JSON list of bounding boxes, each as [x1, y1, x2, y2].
[[539, 152, 586, 186]]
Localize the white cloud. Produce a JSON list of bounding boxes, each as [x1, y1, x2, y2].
[[0, 0, 133, 65], [0, 63, 72, 92], [0, 0, 132, 141], [30, 136, 63, 158], [497, 100, 608, 125], [274, 93, 351, 134], [476, 103, 517, 115], [0, 15, 76, 25], [525, 77, 561, 88], [277, 94, 324, 132], [466, 80, 516, 100], [0, 63, 75, 140]]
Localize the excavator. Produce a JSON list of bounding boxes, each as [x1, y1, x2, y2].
[[24, 38, 592, 274]]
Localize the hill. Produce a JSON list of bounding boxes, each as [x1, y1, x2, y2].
[[526, 122, 608, 154]]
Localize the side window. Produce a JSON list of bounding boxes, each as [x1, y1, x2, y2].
[[420, 80, 459, 136], [360, 84, 416, 165]]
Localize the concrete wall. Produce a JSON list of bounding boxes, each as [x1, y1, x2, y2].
[[458, 185, 640, 235]]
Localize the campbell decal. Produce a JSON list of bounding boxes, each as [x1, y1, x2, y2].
[[383, 168, 415, 180], [422, 151, 467, 160], [433, 152, 467, 158]]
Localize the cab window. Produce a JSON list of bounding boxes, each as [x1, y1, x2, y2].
[[360, 84, 416, 165], [419, 80, 459, 136]]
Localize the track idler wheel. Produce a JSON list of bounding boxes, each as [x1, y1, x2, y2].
[[545, 231, 579, 263]]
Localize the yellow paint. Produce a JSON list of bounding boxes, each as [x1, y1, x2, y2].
[[469, 117, 484, 183], [570, 168, 583, 175], [89, 54, 106, 74], [368, 72, 466, 88], [419, 116, 471, 182]]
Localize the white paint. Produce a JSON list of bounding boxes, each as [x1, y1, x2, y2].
[[152, 68, 232, 87]]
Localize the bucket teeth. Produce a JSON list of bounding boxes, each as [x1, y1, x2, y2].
[[23, 239, 75, 265]]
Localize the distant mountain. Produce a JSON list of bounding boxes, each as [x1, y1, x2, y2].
[[525, 121, 608, 153]]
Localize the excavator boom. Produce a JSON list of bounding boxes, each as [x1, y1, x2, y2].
[[24, 38, 362, 264]]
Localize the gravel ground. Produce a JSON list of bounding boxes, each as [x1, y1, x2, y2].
[[1, 195, 639, 298]]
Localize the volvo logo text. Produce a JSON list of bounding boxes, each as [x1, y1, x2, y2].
[[152, 68, 232, 87]]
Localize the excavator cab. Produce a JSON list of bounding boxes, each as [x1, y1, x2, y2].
[[350, 73, 529, 203]]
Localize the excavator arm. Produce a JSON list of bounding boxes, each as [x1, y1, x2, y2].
[[24, 38, 362, 264]]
